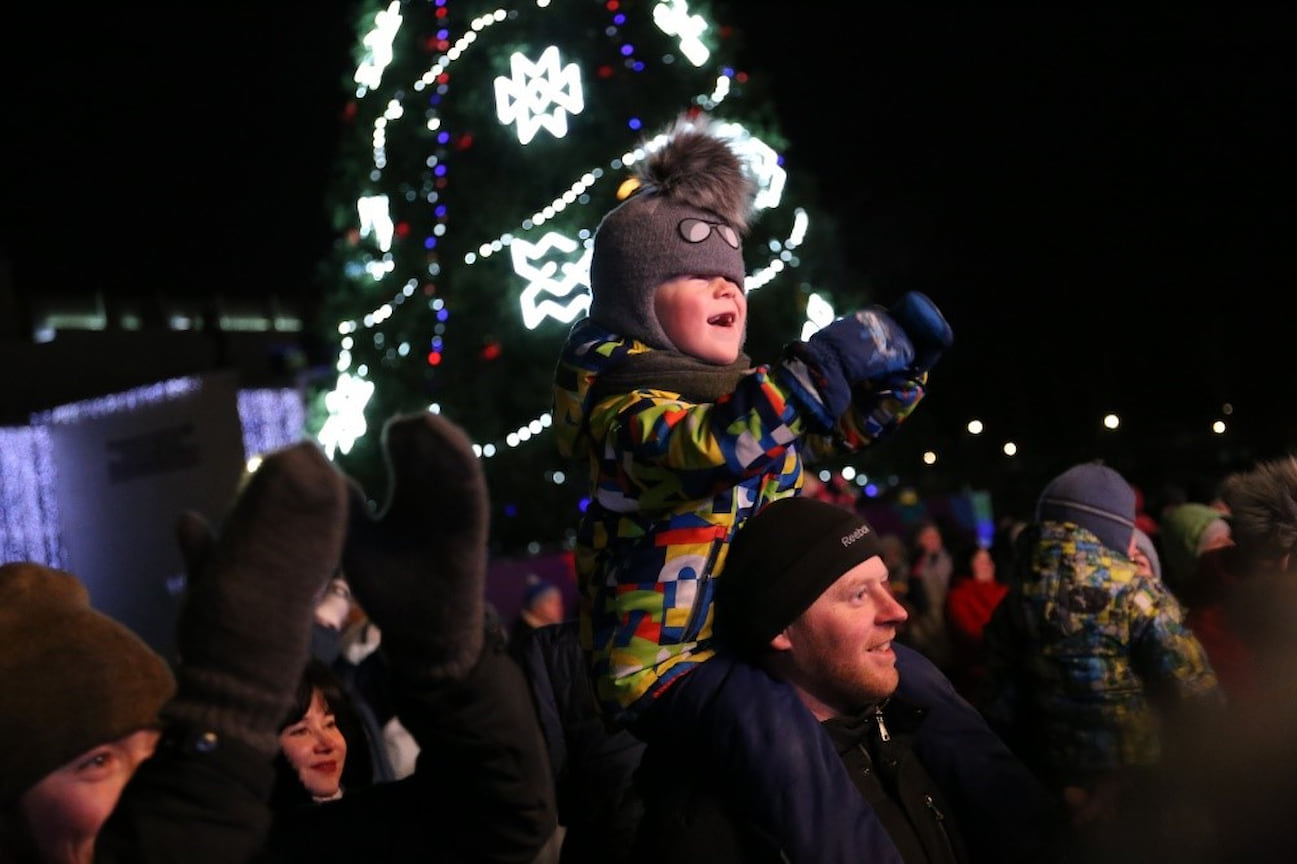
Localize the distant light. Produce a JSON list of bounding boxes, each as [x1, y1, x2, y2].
[[1222, 403, 1234, 415], [840, 466, 857, 481], [1212, 420, 1227, 435], [1003, 441, 1018, 456], [966, 419, 983, 435], [1103, 413, 1120, 430], [922, 451, 937, 466]]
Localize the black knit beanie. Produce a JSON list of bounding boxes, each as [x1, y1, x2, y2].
[[588, 116, 754, 353], [1036, 462, 1137, 556], [0, 562, 176, 803], [715, 497, 885, 655]]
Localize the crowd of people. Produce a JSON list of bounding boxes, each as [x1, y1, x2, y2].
[[5, 116, 1297, 863]]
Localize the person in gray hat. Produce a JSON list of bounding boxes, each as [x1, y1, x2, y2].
[[978, 461, 1224, 834]]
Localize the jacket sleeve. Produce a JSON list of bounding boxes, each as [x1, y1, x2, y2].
[[96, 728, 276, 864], [589, 365, 812, 494], [1127, 579, 1225, 706], [894, 644, 1069, 864], [521, 621, 647, 862], [391, 625, 559, 864], [596, 366, 923, 496]]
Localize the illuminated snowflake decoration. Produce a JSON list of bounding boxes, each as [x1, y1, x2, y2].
[[512, 232, 593, 329], [354, 2, 403, 91], [318, 373, 376, 458], [494, 46, 585, 145], [653, 0, 710, 66]]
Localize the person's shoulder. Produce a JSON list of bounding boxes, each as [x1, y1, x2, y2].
[[894, 642, 960, 701]]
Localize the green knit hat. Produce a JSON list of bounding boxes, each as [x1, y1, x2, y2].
[[1159, 503, 1231, 598], [0, 562, 176, 803]]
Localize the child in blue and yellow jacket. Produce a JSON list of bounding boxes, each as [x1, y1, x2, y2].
[[553, 116, 952, 863]]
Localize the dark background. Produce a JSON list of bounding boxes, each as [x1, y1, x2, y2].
[[3, 3, 1294, 514]]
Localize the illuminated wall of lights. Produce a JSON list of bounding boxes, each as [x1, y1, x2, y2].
[[0, 382, 306, 566]]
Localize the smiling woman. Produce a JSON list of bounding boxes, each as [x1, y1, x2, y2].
[[270, 660, 372, 812]]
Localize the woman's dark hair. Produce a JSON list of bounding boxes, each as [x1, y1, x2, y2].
[[277, 659, 347, 734], [269, 659, 375, 811]]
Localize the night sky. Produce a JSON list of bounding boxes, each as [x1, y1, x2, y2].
[[4, 3, 1294, 506]]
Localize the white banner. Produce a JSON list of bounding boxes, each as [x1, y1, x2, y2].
[[45, 371, 247, 659]]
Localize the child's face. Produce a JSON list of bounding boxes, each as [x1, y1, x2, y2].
[[653, 274, 746, 365]]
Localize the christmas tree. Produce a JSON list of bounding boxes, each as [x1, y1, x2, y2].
[[310, 0, 865, 554]]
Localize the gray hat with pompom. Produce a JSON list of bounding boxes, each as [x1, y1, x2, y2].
[[588, 116, 754, 353]]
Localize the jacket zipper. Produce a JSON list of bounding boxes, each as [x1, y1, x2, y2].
[[875, 704, 959, 862], [923, 794, 958, 861], [683, 535, 725, 641]]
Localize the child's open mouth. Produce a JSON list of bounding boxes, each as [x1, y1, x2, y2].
[[708, 312, 736, 327]]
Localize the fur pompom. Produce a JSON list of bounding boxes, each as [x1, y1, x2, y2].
[[635, 115, 756, 233]]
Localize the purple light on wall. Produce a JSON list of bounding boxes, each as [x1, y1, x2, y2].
[[0, 425, 64, 567], [238, 388, 306, 458]]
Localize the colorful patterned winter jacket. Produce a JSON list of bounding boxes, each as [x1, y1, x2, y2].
[[553, 319, 923, 725], [980, 520, 1224, 787]]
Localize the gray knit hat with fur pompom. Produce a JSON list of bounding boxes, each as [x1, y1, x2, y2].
[[589, 116, 755, 353]]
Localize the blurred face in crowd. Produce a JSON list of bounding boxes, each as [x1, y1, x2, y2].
[[970, 547, 996, 582], [915, 523, 943, 556], [278, 688, 347, 800], [312, 577, 353, 632], [771, 555, 909, 721], [654, 274, 746, 365], [527, 587, 565, 627], [1131, 545, 1156, 579], [19, 728, 160, 863]]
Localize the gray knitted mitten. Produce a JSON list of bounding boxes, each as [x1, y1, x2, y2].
[[164, 441, 347, 757], [343, 412, 487, 684]]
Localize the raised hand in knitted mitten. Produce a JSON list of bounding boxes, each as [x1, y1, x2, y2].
[[164, 441, 347, 757], [342, 412, 488, 684]]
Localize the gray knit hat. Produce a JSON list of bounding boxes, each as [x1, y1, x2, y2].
[[716, 497, 885, 655], [1133, 527, 1162, 580], [1036, 463, 1137, 556], [0, 562, 176, 803], [588, 116, 754, 353]]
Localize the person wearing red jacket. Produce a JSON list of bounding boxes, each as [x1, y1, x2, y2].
[[944, 545, 1008, 700]]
